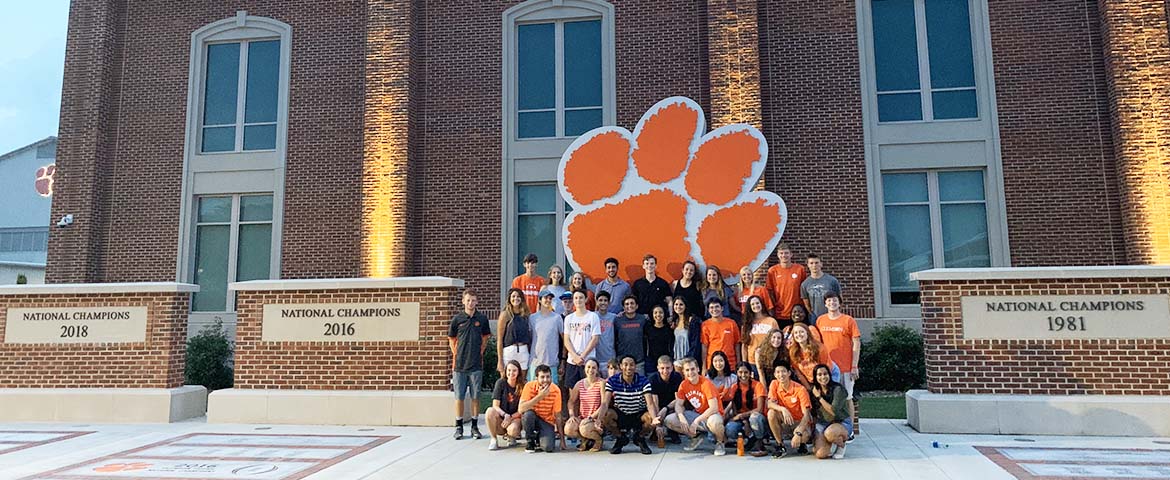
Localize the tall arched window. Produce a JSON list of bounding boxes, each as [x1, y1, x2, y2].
[[501, 0, 615, 291]]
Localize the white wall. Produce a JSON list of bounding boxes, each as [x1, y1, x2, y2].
[[0, 140, 54, 229], [0, 263, 45, 285]]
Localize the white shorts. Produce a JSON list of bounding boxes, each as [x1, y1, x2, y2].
[[842, 371, 855, 397], [503, 344, 530, 369]]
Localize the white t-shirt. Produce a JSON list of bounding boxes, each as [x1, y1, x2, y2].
[[563, 310, 602, 365]]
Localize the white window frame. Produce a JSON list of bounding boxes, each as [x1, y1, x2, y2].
[[501, 0, 615, 300], [198, 39, 281, 153], [857, 0, 1010, 318], [192, 194, 274, 313], [515, 182, 574, 277]]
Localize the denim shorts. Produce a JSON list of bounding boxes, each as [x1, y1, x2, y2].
[[452, 370, 482, 400], [815, 419, 853, 436]]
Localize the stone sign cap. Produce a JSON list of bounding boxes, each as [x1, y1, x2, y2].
[[0, 282, 199, 296], [911, 266, 1170, 281], [229, 277, 464, 291]]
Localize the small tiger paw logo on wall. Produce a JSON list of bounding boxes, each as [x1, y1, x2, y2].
[[34, 164, 56, 197], [558, 97, 787, 283], [93, 462, 152, 472]]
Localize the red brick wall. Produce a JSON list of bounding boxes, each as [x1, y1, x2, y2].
[[920, 277, 1170, 395], [0, 292, 189, 388], [233, 286, 460, 390]]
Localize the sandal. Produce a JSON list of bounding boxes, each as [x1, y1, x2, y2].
[[589, 439, 603, 452]]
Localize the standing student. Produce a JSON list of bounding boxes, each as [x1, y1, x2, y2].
[[800, 254, 842, 323], [486, 360, 524, 451], [649, 355, 683, 444], [665, 357, 728, 456], [613, 295, 647, 372], [595, 257, 631, 315], [783, 304, 823, 346], [671, 260, 704, 321], [631, 254, 672, 316], [520, 364, 563, 453], [701, 265, 739, 321], [449, 289, 492, 440], [741, 296, 779, 378], [565, 359, 606, 452], [562, 290, 602, 402], [816, 292, 860, 440], [700, 299, 741, 370], [558, 290, 574, 317], [810, 364, 850, 459], [546, 265, 568, 315], [497, 288, 532, 380], [670, 298, 702, 365], [569, 271, 597, 311], [512, 253, 546, 314], [594, 291, 617, 368], [644, 305, 674, 375], [766, 362, 812, 458], [766, 244, 808, 328], [755, 329, 786, 386], [528, 289, 563, 383], [724, 362, 768, 455], [737, 265, 774, 318], [599, 355, 658, 455]]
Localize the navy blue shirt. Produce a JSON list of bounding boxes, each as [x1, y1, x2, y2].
[[448, 310, 491, 372]]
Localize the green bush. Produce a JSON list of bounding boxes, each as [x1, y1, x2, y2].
[[15, 274, 27, 285], [856, 324, 925, 393], [185, 320, 234, 391], [482, 336, 499, 391]]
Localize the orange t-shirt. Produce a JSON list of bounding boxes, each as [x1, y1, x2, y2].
[[746, 317, 779, 365], [816, 313, 860, 373], [738, 285, 773, 316], [512, 274, 546, 314], [791, 347, 833, 386], [700, 317, 741, 368], [520, 380, 563, 425], [768, 379, 811, 422], [766, 264, 807, 319], [729, 379, 766, 411], [676, 376, 724, 415]]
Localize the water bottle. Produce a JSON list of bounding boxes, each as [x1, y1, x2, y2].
[[736, 432, 745, 456]]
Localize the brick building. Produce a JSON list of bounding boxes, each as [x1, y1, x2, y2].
[[47, 0, 1170, 334]]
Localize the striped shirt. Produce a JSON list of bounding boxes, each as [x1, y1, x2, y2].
[[575, 378, 605, 419], [605, 373, 651, 415]]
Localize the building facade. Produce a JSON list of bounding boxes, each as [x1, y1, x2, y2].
[[48, 0, 1170, 334], [0, 136, 55, 284]]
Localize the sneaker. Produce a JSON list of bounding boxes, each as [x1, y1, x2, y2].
[[500, 435, 515, 448], [453, 424, 464, 441], [833, 444, 846, 459], [846, 433, 855, 444], [488, 438, 499, 451], [797, 444, 810, 455], [470, 424, 483, 440], [610, 435, 629, 454], [714, 443, 726, 456], [635, 436, 652, 455], [771, 445, 787, 458], [668, 431, 682, 444], [684, 435, 704, 452], [525, 440, 537, 453]]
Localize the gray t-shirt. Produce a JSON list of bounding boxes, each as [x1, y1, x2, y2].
[[529, 310, 563, 370], [801, 273, 841, 323], [613, 313, 647, 364], [595, 312, 617, 367]]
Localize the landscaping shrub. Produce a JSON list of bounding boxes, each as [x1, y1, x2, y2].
[[856, 324, 925, 392], [482, 336, 499, 391], [185, 320, 234, 391]]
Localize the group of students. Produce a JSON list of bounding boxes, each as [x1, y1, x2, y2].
[[448, 245, 859, 460]]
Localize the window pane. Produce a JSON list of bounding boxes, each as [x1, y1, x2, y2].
[[198, 196, 232, 223], [565, 108, 602, 136], [518, 184, 556, 213], [564, 20, 602, 108], [518, 23, 555, 110], [932, 89, 978, 120], [202, 126, 235, 153], [518, 214, 556, 280], [938, 170, 985, 202], [192, 224, 230, 312], [882, 172, 928, 203], [203, 43, 240, 126], [885, 204, 932, 304], [240, 195, 274, 222], [871, 0, 920, 92], [243, 124, 277, 150], [941, 203, 990, 268], [877, 93, 922, 122], [518, 111, 556, 138], [244, 40, 280, 123], [926, 0, 975, 89], [237, 224, 273, 282]]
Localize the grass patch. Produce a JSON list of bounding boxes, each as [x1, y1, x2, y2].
[[858, 393, 906, 419]]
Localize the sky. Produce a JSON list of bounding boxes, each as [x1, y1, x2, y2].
[[0, 2, 69, 155]]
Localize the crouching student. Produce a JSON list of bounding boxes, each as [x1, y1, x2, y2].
[[649, 355, 683, 446], [486, 360, 524, 450], [765, 362, 812, 458], [810, 363, 850, 459], [665, 357, 728, 456], [565, 359, 606, 452], [724, 362, 768, 456], [599, 355, 658, 455], [520, 364, 563, 453]]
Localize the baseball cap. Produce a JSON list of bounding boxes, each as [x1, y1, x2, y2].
[[559, 291, 573, 300], [539, 288, 556, 299]]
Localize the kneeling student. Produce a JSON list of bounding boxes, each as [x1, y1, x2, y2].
[[487, 360, 524, 450], [665, 357, 728, 456], [766, 362, 812, 457], [565, 359, 606, 452], [520, 364, 563, 453]]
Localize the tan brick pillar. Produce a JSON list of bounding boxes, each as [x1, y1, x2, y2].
[[1099, 0, 1170, 264]]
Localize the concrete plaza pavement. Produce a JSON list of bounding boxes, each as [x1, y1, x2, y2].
[[0, 418, 1166, 479]]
